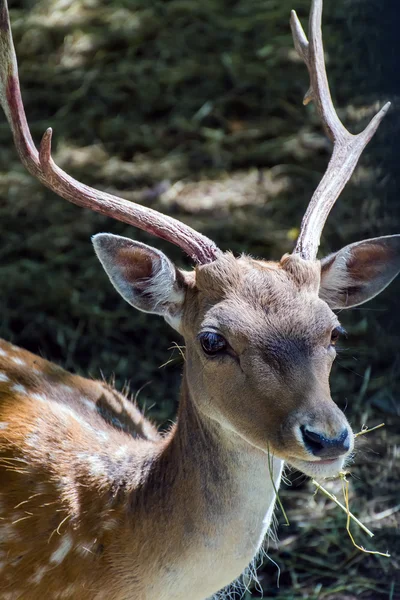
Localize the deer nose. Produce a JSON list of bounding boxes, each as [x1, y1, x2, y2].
[[300, 426, 350, 459]]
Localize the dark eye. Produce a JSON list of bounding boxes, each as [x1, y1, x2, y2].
[[199, 332, 227, 357], [330, 326, 346, 346]]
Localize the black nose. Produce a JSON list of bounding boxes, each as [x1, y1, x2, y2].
[[300, 426, 350, 458]]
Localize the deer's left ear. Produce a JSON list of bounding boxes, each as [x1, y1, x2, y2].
[[319, 235, 400, 309]]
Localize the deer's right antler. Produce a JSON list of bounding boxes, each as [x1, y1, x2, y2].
[[0, 0, 221, 265], [291, 0, 390, 261]]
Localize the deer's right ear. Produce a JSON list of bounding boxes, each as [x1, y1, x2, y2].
[[319, 235, 400, 309], [92, 234, 186, 331]]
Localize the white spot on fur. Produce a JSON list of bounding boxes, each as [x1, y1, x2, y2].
[[25, 432, 41, 448], [59, 385, 74, 394], [0, 372, 9, 382], [114, 445, 128, 459], [81, 397, 95, 410], [50, 534, 73, 565], [55, 404, 94, 433], [56, 585, 78, 599], [0, 523, 20, 541], [0, 348, 7, 357], [11, 383, 28, 395], [86, 455, 105, 477], [31, 392, 48, 403], [11, 357, 25, 366], [0, 422, 8, 430], [29, 565, 48, 584], [97, 430, 109, 442], [102, 518, 118, 531]]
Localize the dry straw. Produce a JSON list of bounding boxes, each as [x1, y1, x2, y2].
[[312, 423, 390, 558], [269, 423, 391, 557]]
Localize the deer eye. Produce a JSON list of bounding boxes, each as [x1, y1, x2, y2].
[[330, 326, 346, 346], [199, 332, 227, 357]]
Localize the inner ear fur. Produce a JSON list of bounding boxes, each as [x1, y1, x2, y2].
[[92, 233, 186, 329], [319, 235, 400, 309]]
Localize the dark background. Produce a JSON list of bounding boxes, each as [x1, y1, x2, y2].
[[1, 0, 399, 598]]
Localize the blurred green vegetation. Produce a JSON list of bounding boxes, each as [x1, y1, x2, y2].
[[0, 0, 399, 598]]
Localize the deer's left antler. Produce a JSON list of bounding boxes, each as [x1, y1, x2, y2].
[[291, 0, 390, 261]]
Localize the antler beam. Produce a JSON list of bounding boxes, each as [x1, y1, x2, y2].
[[0, 0, 221, 265], [291, 0, 390, 260]]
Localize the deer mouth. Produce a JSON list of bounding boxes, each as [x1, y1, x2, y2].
[[287, 455, 346, 479]]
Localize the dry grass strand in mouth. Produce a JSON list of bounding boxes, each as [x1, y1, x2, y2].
[[311, 478, 373, 537], [267, 423, 391, 548], [354, 422, 385, 437], [311, 423, 391, 558]]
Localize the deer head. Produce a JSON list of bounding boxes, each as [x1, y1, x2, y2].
[[92, 232, 400, 479], [1, 0, 399, 485]]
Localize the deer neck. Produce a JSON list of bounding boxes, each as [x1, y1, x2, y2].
[[129, 371, 284, 600]]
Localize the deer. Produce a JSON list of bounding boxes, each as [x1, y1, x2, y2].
[[0, 0, 398, 598]]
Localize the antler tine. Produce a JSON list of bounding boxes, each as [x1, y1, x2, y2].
[[290, 0, 390, 261], [0, 0, 221, 265]]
